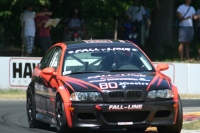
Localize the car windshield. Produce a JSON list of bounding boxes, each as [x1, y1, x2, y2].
[[62, 45, 155, 75]]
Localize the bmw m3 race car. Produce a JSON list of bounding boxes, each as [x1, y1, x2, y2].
[[26, 39, 182, 133]]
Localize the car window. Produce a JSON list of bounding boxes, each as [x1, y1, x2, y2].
[[40, 47, 56, 69], [49, 48, 62, 71], [62, 45, 155, 75], [63, 52, 102, 74]]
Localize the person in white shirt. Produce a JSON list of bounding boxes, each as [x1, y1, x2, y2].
[[126, 0, 148, 47], [20, 3, 52, 56], [177, 0, 199, 61]]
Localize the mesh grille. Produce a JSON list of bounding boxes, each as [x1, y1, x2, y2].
[[127, 91, 142, 100], [108, 91, 124, 101]]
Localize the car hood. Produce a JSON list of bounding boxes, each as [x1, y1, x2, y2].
[[62, 71, 172, 92]]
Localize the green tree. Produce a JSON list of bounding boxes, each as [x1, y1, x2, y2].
[[148, 0, 174, 54], [0, 0, 200, 58]]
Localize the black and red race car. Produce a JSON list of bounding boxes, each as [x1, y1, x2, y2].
[[26, 39, 182, 133]]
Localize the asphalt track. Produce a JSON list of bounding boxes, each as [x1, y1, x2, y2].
[[0, 99, 199, 133]]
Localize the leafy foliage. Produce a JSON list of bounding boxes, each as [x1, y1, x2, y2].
[[0, 0, 200, 58]]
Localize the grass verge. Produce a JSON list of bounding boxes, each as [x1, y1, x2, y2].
[[0, 89, 26, 99], [180, 94, 200, 99], [183, 120, 200, 130]]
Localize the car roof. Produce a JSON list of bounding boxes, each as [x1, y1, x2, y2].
[[63, 39, 137, 48]]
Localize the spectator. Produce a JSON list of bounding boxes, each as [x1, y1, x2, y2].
[[63, 6, 87, 42], [177, 0, 199, 61], [141, 0, 151, 46], [126, 0, 148, 47], [20, 3, 51, 56], [35, 5, 52, 56]]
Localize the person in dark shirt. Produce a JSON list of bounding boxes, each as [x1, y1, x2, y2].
[[35, 5, 52, 55], [63, 6, 87, 41]]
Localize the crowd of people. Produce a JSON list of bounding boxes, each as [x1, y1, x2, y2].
[[20, 4, 52, 56], [127, 0, 200, 61], [20, 3, 87, 57], [20, 0, 200, 61], [20, 0, 151, 57]]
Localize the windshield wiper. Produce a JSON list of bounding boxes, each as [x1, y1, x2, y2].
[[110, 69, 140, 72]]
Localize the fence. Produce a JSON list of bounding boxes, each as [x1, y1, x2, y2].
[[0, 57, 200, 94]]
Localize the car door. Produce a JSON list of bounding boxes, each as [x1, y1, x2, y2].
[[39, 47, 62, 116], [34, 47, 56, 114]]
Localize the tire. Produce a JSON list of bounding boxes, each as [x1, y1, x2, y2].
[[56, 95, 70, 133], [26, 88, 50, 129], [127, 127, 147, 132], [157, 95, 183, 133]]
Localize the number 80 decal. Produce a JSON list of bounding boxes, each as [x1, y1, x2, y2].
[[99, 82, 118, 89]]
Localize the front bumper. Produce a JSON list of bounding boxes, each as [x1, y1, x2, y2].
[[64, 99, 178, 128]]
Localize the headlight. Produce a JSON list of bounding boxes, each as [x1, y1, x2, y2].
[[147, 89, 174, 99], [147, 90, 157, 99], [70, 92, 103, 101]]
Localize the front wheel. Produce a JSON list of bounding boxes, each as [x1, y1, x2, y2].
[[56, 95, 70, 133], [157, 95, 183, 133]]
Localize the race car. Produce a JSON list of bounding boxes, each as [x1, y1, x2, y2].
[[26, 39, 182, 133]]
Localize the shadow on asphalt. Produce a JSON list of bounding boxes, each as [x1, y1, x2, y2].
[[41, 126, 158, 133]]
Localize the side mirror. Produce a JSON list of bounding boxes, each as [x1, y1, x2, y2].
[[157, 63, 169, 71], [42, 67, 55, 75]]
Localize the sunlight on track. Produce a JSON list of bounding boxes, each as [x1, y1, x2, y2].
[[146, 127, 157, 132]]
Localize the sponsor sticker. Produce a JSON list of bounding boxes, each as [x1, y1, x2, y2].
[[108, 104, 143, 111], [87, 73, 146, 79], [89, 78, 150, 83], [118, 122, 133, 125], [83, 40, 113, 43], [99, 82, 118, 89], [118, 82, 149, 89], [68, 47, 138, 54], [98, 81, 149, 89]]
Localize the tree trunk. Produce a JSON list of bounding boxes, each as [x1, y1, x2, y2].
[[148, 0, 174, 54]]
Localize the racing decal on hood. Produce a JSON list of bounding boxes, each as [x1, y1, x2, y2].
[[146, 72, 171, 91], [67, 80, 88, 89], [89, 77, 149, 82], [60, 79, 75, 91], [88, 73, 147, 81], [118, 82, 149, 88], [88, 74, 150, 88], [98, 81, 149, 90], [64, 77, 102, 92], [63, 72, 171, 91]]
